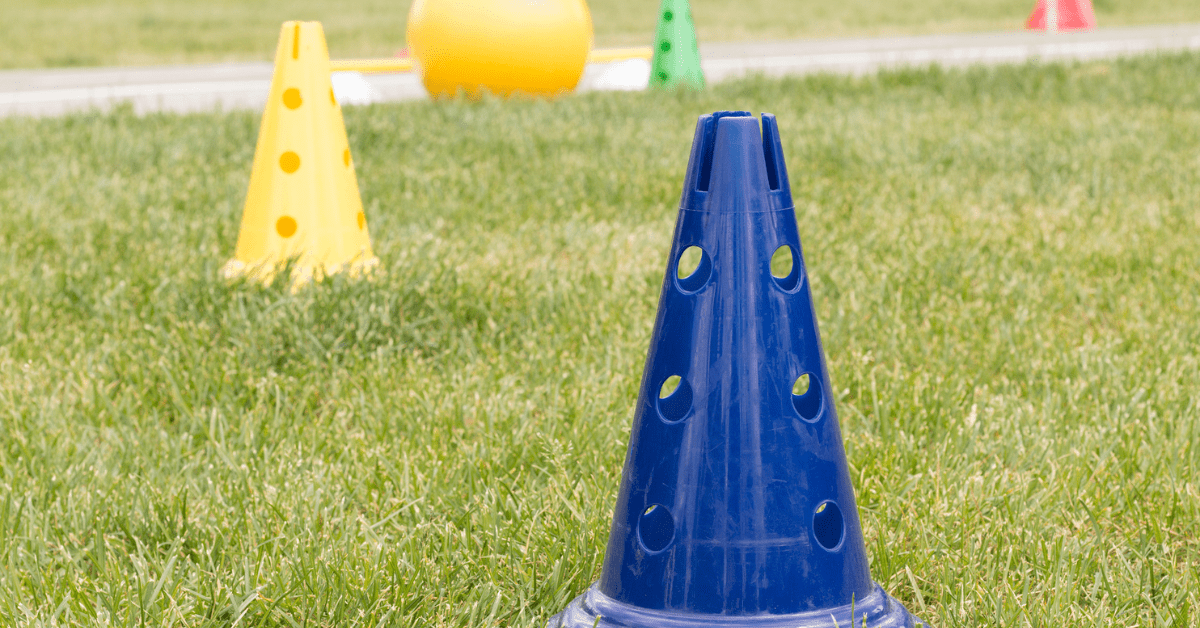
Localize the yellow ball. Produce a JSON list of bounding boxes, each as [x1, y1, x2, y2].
[[407, 0, 594, 99]]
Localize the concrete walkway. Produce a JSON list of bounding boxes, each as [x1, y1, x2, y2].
[[2, 23, 1199, 118]]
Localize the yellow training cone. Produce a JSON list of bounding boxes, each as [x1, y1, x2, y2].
[[223, 21, 378, 287]]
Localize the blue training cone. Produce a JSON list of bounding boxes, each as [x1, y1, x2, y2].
[[550, 112, 926, 628]]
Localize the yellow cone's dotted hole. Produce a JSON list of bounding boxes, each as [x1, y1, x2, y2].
[[330, 87, 337, 106], [343, 148, 351, 167], [279, 151, 300, 173], [282, 87, 302, 109], [276, 216, 297, 238], [356, 211, 365, 230]]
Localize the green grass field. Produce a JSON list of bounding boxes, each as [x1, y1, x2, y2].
[[3, 0, 1200, 69], [2, 53, 1200, 626]]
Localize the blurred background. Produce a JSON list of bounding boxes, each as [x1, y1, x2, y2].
[[4, 0, 1200, 70]]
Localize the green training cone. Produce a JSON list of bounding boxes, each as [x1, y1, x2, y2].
[[648, 0, 705, 90]]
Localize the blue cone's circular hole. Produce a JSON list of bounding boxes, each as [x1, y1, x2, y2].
[[792, 373, 822, 422], [812, 501, 844, 551], [657, 376, 692, 423], [771, 245, 800, 292], [676, 246, 711, 293], [639, 504, 675, 552]]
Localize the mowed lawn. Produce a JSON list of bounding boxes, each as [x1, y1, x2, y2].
[[2, 54, 1200, 626], [3, 0, 1200, 69]]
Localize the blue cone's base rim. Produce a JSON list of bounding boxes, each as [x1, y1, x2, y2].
[[548, 582, 928, 628]]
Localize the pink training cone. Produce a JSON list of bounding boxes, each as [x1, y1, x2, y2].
[[1026, 0, 1096, 32]]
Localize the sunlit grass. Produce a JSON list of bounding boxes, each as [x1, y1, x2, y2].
[[0, 53, 1198, 626]]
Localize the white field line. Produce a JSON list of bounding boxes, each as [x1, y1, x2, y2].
[[702, 34, 1200, 80], [3, 29, 1200, 117], [0, 79, 269, 106]]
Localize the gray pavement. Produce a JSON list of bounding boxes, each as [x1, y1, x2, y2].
[[698, 23, 1200, 79], [2, 23, 1199, 118]]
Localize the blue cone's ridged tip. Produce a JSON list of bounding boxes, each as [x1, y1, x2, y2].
[[548, 112, 928, 628]]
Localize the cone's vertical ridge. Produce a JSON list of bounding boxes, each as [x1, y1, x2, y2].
[[548, 113, 925, 628], [649, 0, 705, 90], [681, 112, 792, 213], [225, 21, 377, 288]]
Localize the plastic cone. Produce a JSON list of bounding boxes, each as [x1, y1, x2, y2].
[[223, 21, 378, 287], [549, 112, 924, 628], [1025, 0, 1096, 31], [648, 0, 704, 90]]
